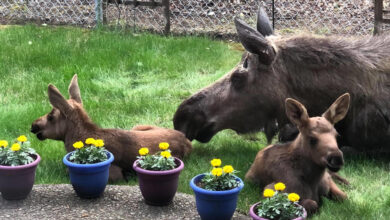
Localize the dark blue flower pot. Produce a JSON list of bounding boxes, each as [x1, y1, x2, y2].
[[63, 151, 114, 198], [190, 174, 244, 220]]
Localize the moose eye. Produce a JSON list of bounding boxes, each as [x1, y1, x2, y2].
[[231, 71, 247, 90], [309, 136, 318, 146], [47, 114, 54, 122]]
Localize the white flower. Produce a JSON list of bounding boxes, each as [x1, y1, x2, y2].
[[28, 41, 32, 45]]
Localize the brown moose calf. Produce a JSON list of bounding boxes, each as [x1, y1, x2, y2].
[[245, 93, 350, 214], [31, 75, 192, 181]]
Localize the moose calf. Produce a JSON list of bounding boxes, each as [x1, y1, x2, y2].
[[245, 93, 350, 214], [31, 75, 192, 181]]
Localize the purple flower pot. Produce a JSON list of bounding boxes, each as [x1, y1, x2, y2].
[[249, 202, 307, 220], [0, 154, 41, 200], [133, 157, 184, 206]]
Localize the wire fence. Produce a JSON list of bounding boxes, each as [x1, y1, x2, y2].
[[0, 0, 389, 36]]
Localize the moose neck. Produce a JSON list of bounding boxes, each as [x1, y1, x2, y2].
[[63, 113, 101, 153], [290, 136, 326, 183]]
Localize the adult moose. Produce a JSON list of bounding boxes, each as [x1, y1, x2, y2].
[[174, 8, 390, 152], [31, 75, 192, 181], [246, 93, 350, 214]]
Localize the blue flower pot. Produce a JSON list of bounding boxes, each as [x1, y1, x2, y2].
[[63, 151, 114, 198], [190, 174, 244, 220]]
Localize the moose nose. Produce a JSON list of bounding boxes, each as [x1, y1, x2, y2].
[[30, 124, 40, 134], [326, 153, 344, 172]]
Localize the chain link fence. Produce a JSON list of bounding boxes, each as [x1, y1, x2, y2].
[[1, 0, 389, 36]]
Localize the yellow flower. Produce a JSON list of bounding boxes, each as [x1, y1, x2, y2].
[[274, 182, 286, 191], [85, 138, 95, 145], [0, 140, 8, 148], [223, 165, 234, 174], [263, 189, 275, 198], [94, 139, 104, 147], [139, 147, 149, 156], [288, 193, 300, 202], [73, 141, 84, 149], [211, 167, 223, 177], [11, 143, 21, 151], [161, 151, 171, 159], [17, 135, 27, 143], [159, 142, 169, 150], [210, 158, 221, 167]]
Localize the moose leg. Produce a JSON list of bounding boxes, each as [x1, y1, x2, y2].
[[328, 171, 350, 185], [278, 123, 299, 143], [328, 178, 347, 201], [109, 165, 124, 182], [301, 199, 319, 215]]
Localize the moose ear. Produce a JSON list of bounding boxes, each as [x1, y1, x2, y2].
[[48, 84, 73, 116], [257, 7, 274, 37], [234, 18, 276, 65], [285, 98, 309, 129], [68, 74, 82, 104], [322, 93, 350, 124]]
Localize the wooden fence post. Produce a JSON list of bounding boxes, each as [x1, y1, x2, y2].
[[102, 0, 107, 25], [163, 0, 170, 35], [95, 0, 103, 27], [374, 0, 383, 35]]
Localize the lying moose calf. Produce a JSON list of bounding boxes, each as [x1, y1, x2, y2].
[[31, 75, 192, 181], [245, 93, 350, 214]]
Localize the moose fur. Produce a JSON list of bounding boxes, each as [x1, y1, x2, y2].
[[173, 8, 390, 152], [31, 75, 192, 181], [245, 93, 350, 214]]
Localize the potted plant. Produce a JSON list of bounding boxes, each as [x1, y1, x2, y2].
[[0, 135, 41, 200], [249, 182, 307, 220], [132, 142, 184, 206], [190, 158, 244, 220], [63, 138, 114, 198]]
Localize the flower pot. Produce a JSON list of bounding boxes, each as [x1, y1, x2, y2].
[[0, 154, 41, 200], [63, 151, 114, 198], [133, 157, 184, 206], [249, 202, 307, 220], [190, 174, 244, 220]]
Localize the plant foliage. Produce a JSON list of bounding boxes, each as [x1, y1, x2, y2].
[[136, 142, 176, 171], [0, 135, 36, 166], [200, 159, 240, 191], [69, 138, 108, 164], [257, 183, 304, 220]]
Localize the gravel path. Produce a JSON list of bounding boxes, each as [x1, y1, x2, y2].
[[0, 184, 249, 220]]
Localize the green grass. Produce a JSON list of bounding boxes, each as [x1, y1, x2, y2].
[[0, 25, 389, 219]]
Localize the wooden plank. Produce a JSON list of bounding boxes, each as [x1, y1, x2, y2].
[[374, 0, 384, 35], [383, 19, 390, 23], [122, 1, 163, 7], [102, 1, 107, 24], [162, 0, 170, 35]]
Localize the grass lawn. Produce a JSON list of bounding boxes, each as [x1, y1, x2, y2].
[[0, 25, 389, 219]]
